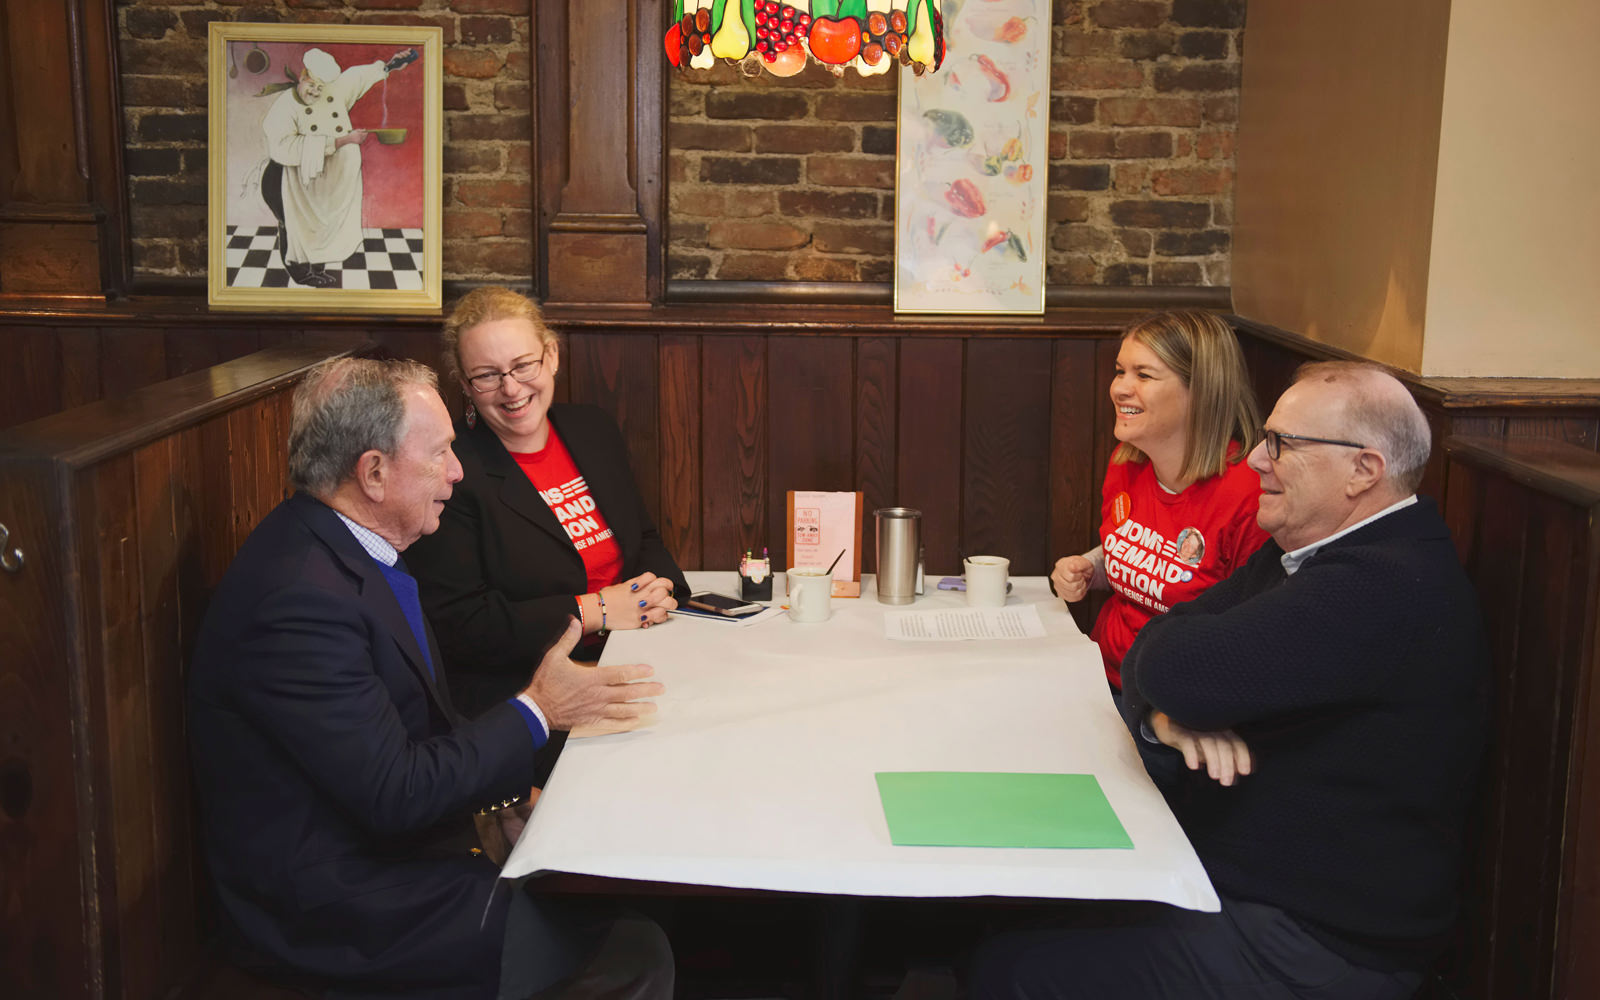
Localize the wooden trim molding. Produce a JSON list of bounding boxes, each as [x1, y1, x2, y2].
[[1233, 316, 1600, 408], [667, 280, 1233, 311], [0, 0, 128, 300]]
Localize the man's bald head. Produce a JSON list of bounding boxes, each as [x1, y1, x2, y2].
[[1291, 362, 1432, 494]]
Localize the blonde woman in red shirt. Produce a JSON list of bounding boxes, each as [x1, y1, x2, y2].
[[1051, 310, 1268, 691]]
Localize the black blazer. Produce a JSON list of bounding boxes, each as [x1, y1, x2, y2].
[[188, 493, 574, 997], [408, 403, 689, 715]]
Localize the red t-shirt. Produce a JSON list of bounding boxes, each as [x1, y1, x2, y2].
[[511, 427, 625, 595], [1090, 452, 1269, 688]]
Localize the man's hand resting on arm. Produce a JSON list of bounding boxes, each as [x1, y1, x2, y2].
[[524, 618, 664, 737], [1149, 711, 1253, 787]]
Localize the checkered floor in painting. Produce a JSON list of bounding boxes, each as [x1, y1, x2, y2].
[[224, 225, 425, 290]]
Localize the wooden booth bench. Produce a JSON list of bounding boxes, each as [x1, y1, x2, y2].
[[3, 333, 1599, 1000]]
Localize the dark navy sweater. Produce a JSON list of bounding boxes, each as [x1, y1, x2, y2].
[[1121, 497, 1489, 971]]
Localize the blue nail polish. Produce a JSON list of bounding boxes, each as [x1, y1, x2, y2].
[[639, 615, 647, 623], [638, 599, 646, 607], [631, 583, 640, 592]]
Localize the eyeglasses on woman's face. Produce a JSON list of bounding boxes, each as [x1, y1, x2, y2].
[[1262, 428, 1367, 461], [466, 353, 545, 394]]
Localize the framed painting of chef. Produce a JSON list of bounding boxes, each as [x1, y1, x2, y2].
[[207, 23, 442, 313]]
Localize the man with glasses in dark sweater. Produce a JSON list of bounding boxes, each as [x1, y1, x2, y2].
[[973, 361, 1488, 1000]]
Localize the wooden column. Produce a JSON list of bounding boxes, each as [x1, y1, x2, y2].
[[536, 0, 664, 305], [0, 0, 128, 299]]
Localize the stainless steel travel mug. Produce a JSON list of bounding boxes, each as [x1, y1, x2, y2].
[[875, 507, 921, 605]]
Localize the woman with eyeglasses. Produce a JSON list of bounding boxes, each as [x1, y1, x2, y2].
[[408, 286, 687, 719], [1050, 310, 1269, 693]]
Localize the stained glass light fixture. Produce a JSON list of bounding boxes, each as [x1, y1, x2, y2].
[[666, 0, 946, 79]]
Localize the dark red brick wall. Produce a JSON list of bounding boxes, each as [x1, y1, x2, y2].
[[119, 0, 1243, 290], [118, 0, 533, 282], [668, 0, 1244, 287]]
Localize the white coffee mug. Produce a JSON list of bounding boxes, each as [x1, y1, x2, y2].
[[964, 555, 1010, 608], [787, 567, 832, 623]]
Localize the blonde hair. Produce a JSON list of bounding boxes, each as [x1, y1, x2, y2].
[[1111, 310, 1262, 482], [440, 286, 561, 384]]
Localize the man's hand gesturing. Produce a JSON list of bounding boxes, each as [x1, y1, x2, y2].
[[523, 618, 663, 735]]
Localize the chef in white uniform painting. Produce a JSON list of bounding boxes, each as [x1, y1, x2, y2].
[[261, 46, 418, 288]]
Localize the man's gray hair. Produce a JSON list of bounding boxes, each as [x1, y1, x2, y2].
[[288, 357, 439, 497], [1293, 360, 1432, 493]]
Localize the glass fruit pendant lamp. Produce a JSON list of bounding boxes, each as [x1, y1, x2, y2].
[[665, 0, 946, 79]]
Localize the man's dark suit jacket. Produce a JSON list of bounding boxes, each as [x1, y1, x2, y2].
[[408, 404, 689, 716], [188, 492, 565, 998]]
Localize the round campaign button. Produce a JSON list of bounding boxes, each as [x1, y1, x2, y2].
[[1111, 491, 1132, 526]]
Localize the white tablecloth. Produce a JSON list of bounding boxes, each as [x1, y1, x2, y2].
[[502, 573, 1219, 912]]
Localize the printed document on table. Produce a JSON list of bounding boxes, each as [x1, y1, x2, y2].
[[883, 604, 1047, 641]]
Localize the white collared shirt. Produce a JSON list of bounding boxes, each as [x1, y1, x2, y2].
[[334, 510, 397, 566], [1279, 495, 1418, 576]]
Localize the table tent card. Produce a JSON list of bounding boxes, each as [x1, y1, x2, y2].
[[786, 490, 864, 598]]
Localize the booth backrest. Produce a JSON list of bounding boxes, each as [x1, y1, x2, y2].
[[0, 344, 354, 1000], [1433, 436, 1600, 1000], [5, 330, 1600, 1000]]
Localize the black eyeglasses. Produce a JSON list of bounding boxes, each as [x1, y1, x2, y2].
[[1263, 429, 1367, 460], [466, 355, 545, 393]]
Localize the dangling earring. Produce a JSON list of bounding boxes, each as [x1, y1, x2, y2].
[[464, 401, 477, 429]]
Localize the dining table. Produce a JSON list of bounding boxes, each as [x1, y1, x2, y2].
[[502, 571, 1219, 913]]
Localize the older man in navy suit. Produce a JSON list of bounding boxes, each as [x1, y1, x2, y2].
[[189, 357, 672, 999]]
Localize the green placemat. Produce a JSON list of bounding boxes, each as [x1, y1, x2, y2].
[[875, 771, 1134, 849]]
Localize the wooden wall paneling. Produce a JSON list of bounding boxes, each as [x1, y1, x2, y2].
[[1564, 543, 1600, 999], [961, 339, 1054, 575], [1530, 488, 1599, 1000], [87, 451, 162, 1000], [4, 325, 65, 429], [565, 332, 662, 524], [1090, 338, 1120, 492], [536, 0, 659, 303], [1452, 470, 1536, 998], [1442, 457, 1580, 1000], [59, 327, 105, 410], [897, 339, 963, 576], [1047, 339, 1100, 562], [372, 326, 444, 371], [100, 327, 170, 400], [1434, 456, 1498, 999], [1236, 334, 1301, 415], [193, 413, 239, 589], [700, 336, 766, 570], [133, 431, 203, 994], [1504, 415, 1600, 451], [265, 392, 295, 514], [657, 335, 701, 569], [0, 458, 96, 998], [164, 328, 263, 380], [223, 395, 292, 555], [854, 338, 898, 574], [766, 336, 854, 572], [1445, 415, 1506, 440]]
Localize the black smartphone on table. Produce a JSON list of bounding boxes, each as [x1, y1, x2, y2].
[[685, 591, 764, 617]]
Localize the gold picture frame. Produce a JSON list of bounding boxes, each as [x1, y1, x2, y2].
[[207, 22, 442, 313]]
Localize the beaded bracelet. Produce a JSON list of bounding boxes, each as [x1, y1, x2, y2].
[[597, 592, 609, 633], [474, 794, 523, 816]]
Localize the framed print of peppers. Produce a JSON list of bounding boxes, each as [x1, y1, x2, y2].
[[892, 0, 1050, 314], [666, 0, 945, 78]]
